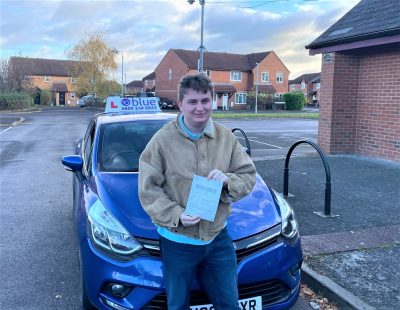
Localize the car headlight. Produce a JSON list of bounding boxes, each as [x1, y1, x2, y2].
[[271, 189, 299, 239], [88, 199, 142, 255]]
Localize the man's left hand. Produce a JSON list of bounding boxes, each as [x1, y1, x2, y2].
[[208, 169, 228, 187]]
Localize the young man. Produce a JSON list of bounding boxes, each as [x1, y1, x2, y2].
[[139, 74, 256, 309]]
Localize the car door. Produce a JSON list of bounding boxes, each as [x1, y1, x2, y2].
[[75, 120, 97, 237]]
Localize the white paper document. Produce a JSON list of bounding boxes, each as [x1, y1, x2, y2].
[[185, 175, 223, 222]]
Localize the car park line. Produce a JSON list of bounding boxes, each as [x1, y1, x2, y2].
[[237, 136, 283, 149], [0, 126, 12, 133]]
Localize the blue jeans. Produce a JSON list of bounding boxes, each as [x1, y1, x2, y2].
[[160, 228, 240, 310]]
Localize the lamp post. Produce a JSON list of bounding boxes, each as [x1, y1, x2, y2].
[[111, 48, 124, 96], [188, 0, 205, 73], [255, 63, 259, 114]]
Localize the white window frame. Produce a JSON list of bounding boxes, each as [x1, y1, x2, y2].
[[235, 92, 247, 104], [230, 71, 242, 82], [261, 72, 269, 83], [70, 77, 75, 83], [145, 80, 148, 86], [290, 84, 296, 90], [301, 81, 306, 89], [44, 76, 50, 83], [168, 69, 172, 80], [316, 82, 320, 89], [276, 72, 283, 83], [70, 92, 75, 99]]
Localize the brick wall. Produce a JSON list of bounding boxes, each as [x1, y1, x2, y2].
[[318, 44, 400, 161], [155, 50, 189, 102], [28, 75, 78, 106], [356, 47, 400, 161], [254, 51, 290, 94]]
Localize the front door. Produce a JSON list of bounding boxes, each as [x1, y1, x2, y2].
[[212, 93, 218, 110], [222, 94, 228, 110], [59, 92, 65, 105]]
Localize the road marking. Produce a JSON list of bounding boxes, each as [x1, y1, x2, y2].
[[0, 127, 12, 133], [237, 136, 282, 149]]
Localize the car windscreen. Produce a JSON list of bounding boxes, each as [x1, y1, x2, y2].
[[98, 119, 169, 172]]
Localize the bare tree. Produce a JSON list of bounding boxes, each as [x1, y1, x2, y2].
[[67, 33, 118, 98]]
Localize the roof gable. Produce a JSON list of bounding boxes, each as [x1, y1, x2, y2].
[[10, 57, 81, 77], [306, 0, 400, 49], [289, 72, 320, 84], [142, 72, 155, 80], [172, 49, 271, 71]]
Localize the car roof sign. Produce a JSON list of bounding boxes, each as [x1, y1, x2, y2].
[[105, 96, 161, 114]]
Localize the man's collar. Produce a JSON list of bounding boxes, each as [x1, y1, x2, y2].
[[176, 113, 215, 139]]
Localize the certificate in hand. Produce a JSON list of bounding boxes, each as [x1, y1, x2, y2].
[[185, 175, 223, 222]]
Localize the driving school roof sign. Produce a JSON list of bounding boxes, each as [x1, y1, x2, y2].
[[105, 96, 161, 113]]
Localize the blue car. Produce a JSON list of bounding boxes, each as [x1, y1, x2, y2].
[[61, 99, 302, 310]]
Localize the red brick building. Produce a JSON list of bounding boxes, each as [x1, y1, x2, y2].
[[9, 57, 81, 106], [142, 72, 156, 92], [289, 73, 320, 105], [125, 80, 143, 94], [154, 49, 289, 110], [306, 0, 400, 162]]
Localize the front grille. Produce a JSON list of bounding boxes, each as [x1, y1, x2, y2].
[[143, 279, 291, 309], [137, 225, 282, 264], [235, 235, 279, 263]]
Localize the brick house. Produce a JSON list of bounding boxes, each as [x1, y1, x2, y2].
[[306, 0, 400, 162], [142, 72, 156, 92], [9, 57, 81, 106], [154, 49, 289, 110], [289, 73, 320, 105], [125, 80, 143, 94]]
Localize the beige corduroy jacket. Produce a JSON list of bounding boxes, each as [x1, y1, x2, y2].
[[138, 115, 256, 241]]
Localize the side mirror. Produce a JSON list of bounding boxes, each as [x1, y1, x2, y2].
[[62, 155, 83, 172], [232, 128, 251, 157]]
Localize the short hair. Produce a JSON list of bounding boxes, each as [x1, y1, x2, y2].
[[178, 73, 213, 102]]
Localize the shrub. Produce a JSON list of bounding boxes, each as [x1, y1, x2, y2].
[[283, 91, 305, 110], [246, 92, 275, 110], [40, 90, 52, 106], [0, 92, 33, 110]]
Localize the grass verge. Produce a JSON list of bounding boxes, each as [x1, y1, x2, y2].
[[211, 112, 319, 119]]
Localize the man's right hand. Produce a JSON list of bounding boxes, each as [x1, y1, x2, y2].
[[180, 213, 201, 227]]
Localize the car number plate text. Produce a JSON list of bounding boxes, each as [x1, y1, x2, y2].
[[190, 296, 262, 310]]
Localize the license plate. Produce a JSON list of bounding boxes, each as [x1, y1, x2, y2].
[[190, 296, 262, 310]]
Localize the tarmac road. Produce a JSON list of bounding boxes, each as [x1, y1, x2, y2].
[[0, 107, 342, 310]]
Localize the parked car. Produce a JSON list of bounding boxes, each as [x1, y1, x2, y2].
[[158, 96, 176, 109], [61, 99, 303, 310], [77, 94, 104, 107]]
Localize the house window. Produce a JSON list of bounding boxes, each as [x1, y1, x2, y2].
[[276, 72, 283, 83], [230, 71, 242, 82], [235, 92, 247, 104], [70, 92, 75, 99], [168, 69, 172, 80], [44, 76, 50, 83], [290, 84, 296, 90], [145, 80, 148, 86], [301, 81, 305, 89], [261, 72, 269, 83], [316, 82, 320, 89], [70, 77, 75, 83]]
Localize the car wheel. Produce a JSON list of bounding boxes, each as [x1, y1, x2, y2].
[[79, 249, 96, 310]]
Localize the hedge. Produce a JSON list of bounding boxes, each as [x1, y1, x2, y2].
[[40, 90, 52, 106], [283, 91, 305, 110], [0, 92, 33, 111]]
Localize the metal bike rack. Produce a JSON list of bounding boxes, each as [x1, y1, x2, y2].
[[232, 128, 251, 157], [283, 140, 337, 217]]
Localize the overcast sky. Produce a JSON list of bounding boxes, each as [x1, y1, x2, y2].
[[1, 0, 360, 82]]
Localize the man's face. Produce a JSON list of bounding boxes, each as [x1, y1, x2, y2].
[[178, 89, 212, 130]]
